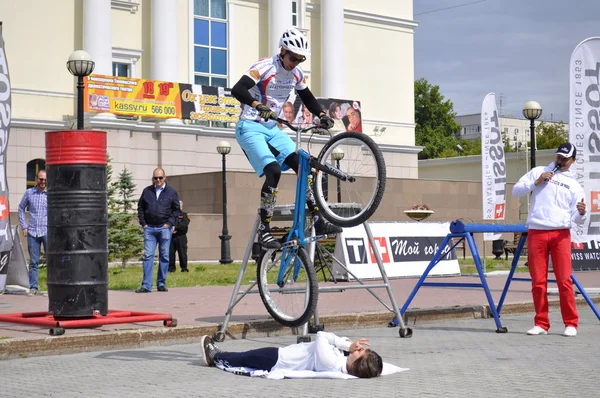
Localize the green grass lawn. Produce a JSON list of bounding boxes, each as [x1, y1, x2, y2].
[[33, 256, 528, 291]]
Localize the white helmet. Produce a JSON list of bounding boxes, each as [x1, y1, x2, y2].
[[279, 28, 311, 57]]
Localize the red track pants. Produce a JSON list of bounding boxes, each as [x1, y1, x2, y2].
[[527, 229, 578, 330]]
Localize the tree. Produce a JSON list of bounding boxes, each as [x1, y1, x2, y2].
[[107, 158, 143, 268], [535, 121, 568, 150], [414, 78, 462, 159]]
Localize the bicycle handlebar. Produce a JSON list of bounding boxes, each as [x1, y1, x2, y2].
[[274, 117, 329, 135]]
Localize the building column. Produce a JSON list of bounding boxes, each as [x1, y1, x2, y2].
[[151, 0, 180, 124], [321, 0, 345, 98], [269, 0, 293, 56], [83, 0, 112, 76], [151, 0, 178, 82], [84, 0, 114, 121]]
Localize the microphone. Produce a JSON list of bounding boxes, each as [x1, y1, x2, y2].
[[544, 164, 560, 182]]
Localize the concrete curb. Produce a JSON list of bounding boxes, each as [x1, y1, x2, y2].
[[2, 296, 599, 359]]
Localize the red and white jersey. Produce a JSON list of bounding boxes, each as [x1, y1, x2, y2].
[[239, 55, 307, 127]]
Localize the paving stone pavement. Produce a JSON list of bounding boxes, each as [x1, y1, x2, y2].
[[1, 309, 598, 397]]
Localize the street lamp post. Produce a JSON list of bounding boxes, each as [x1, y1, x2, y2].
[[217, 141, 233, 264], [67, 50, 95, 130], [522, 101, 543, 169], [332, 147, 345, 203]]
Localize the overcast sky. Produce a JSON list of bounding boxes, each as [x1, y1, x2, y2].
[[413, 0, 600, 123]]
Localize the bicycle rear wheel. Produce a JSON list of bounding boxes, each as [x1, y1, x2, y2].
[[256, 246, 318, 327], [313, 132, 386, 227]]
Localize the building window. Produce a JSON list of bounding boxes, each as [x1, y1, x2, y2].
[[193, 0, 228, 87], [292, 1, 298, 26], [514, 128, 519, 135], [112, 63, 130, 77], [26, 159, 46, 189], [112, 47, 142, 78]]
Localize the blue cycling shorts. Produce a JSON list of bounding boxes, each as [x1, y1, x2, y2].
[[236, 120, 296, 177]]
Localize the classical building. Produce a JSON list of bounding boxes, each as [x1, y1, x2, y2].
[[2, 0, 420, 209]]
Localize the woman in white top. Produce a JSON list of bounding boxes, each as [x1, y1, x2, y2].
[[200, 331, 383, 378]]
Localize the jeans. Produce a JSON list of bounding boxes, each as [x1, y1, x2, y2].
[[27, 234, 47, 290], [214, 347, 279, 371], [141, 226, 172, 290]]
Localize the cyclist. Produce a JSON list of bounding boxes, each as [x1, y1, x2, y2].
[[231, 28, 342, 249]]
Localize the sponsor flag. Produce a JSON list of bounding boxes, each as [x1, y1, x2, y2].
[[481, 93, 507, 241], [0, 23, 14, 291], [569, 37, 600, 269]]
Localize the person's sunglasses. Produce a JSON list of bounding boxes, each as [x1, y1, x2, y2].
[[153, 176, 164, 180], [287, 52, 306, 63], [38, 178, 46, 182]]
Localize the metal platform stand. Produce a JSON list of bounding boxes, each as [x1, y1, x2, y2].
[[215, 203, 413, 343]]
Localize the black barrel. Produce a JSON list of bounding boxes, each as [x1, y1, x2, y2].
[[45, 131, 108, 318]]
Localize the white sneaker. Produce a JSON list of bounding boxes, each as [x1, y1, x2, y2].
[[563, 327, 577, 337], [527, 326, 548, 335]]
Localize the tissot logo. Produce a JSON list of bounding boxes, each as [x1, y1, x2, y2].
[[345, 238, 368, 264]]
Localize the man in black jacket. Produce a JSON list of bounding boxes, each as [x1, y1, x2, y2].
[[136, 168, 180, 293], [169, 200, 190, 273]]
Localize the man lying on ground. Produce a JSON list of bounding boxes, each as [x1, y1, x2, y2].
[[199, 331, 383, 378]]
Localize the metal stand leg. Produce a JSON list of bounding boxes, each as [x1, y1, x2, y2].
[[399, 236, 453, 315], [467, 233, 507, 333], [497, 235, 527, 314], [363, 222, 413, 338], [214, 215, 260, 342], [571, 274, 600, 321]]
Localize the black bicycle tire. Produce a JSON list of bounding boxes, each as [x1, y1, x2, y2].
[[314, 132, 386, 227], [256, 247, 318, 327]]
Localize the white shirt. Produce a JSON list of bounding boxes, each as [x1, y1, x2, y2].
[[238, 55, 308, 128], [155, 184, 165, 199], [270, 331, 351, 374], [512, 162, 587, 230]]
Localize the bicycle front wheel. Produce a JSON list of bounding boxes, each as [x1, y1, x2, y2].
[[256, 247, 318, 327], [313, 132, 386, 227]]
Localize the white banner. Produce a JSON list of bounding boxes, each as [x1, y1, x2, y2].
[[569, 37, 600, 244], [330, 222, 460, 280], [481, 92, 506, 241]]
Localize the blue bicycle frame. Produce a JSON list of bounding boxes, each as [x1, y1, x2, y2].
[[272, 117, 352, 288], [276, 147, 312, 287]]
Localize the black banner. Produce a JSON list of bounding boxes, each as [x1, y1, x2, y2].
[[571, 241, 600, 271]]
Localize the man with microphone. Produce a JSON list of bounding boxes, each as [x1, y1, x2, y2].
[[512, 143, 586, 337]]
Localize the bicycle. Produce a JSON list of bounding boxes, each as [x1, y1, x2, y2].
[[256, 117, 387, 327]]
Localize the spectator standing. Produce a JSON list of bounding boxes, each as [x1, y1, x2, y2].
[[18, 170, 47, 296], [136, 168, 180, 293], [169, 200, 190, 273]]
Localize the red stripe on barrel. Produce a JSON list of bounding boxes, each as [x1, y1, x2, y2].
[[45, 131, 107, 165]]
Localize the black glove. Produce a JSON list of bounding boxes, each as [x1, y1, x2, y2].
[[255, 104, 277, 121], [319, 114, 334, 130]]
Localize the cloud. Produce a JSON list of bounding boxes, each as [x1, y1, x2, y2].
[[414, 0, 600, 122]]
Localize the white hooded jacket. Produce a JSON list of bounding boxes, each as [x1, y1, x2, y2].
[[512, 162, 587, 230]]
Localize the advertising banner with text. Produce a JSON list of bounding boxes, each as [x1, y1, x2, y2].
[[85, 74, 362, 130], [84, 74, 182, 118], [331, 222, 460, 280], [481, 92, 506, 241], [569, 37, 600, 270]]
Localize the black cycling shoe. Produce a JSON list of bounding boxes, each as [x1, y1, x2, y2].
[[314, 218, 343, 235], [258, 228, 282, 250]]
